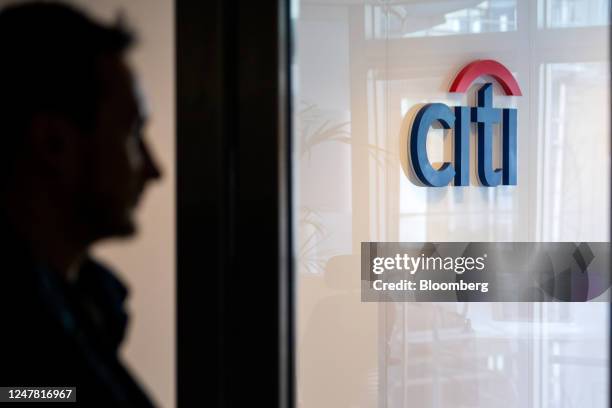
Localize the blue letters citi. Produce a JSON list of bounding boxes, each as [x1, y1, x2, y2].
[[410, 83, 517, 187]]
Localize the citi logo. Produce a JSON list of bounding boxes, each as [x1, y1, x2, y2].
[[409, 60, 521, 187]]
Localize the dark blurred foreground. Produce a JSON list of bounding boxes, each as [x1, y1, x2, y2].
[[0, 2, 160, 406]]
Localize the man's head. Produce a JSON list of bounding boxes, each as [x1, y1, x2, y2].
[[0, 2, 161, 242]]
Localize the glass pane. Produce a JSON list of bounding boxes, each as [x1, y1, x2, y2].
[[540, 0, 609, 28], [367, 0, 518, 39], [539, 62, 610, 241], [294, 1, 610, 407]]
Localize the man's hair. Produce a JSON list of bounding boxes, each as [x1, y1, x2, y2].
[[0, 1, 134, 140]]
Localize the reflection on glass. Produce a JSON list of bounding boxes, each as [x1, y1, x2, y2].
[[368, 0, 517, 39], [539, 63, 610, 241], [539, 0, 609, 28], [296, 101, 353, 276], [295, 1, 610, 407], [384, 302, 609, 407]]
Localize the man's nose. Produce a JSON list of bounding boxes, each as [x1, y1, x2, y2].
[[140, 140, 162, 181]]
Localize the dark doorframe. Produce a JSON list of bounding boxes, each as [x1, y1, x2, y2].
[[176, 1, 293, 406]]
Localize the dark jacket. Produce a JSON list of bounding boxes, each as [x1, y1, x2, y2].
[[0, 228, 155, 407]]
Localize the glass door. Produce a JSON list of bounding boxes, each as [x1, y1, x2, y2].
[[292, 1, 610, 407]]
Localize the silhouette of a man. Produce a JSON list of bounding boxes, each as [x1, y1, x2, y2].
[[0, 3, 160, 406]]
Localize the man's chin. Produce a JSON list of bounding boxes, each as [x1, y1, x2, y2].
[[92, 217, 138, 241], [114, 221, 138, 238], [114, 216, 139, 237]]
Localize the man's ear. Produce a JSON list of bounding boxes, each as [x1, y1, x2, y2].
[[27, 113, 82, 174]]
